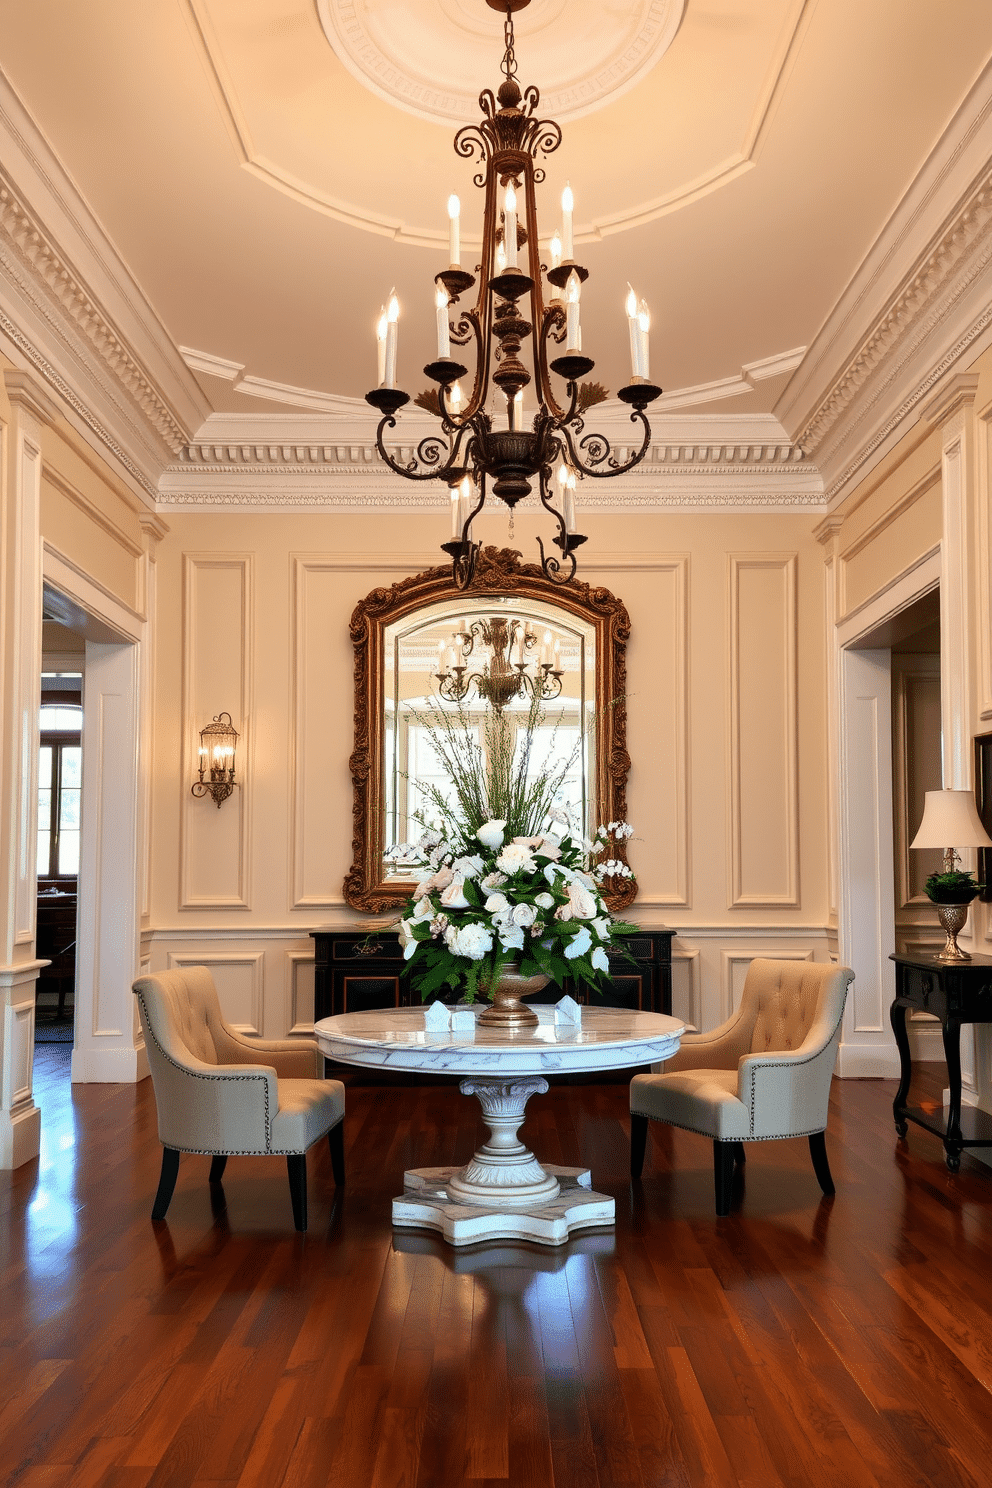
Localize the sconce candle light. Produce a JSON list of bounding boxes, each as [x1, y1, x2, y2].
[[192, 712, 240, 808]]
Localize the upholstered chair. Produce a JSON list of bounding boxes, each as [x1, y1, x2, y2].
[[133, 967, 345, 1231], [630, 958, 855, 1216]]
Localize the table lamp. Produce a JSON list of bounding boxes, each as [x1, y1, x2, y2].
[[909, 789, 992, 961]]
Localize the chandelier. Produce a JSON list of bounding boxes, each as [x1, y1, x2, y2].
[[435, 616, 563, 711], [365, 0, 662, 590]]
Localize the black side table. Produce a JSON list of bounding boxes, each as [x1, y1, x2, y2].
[[890, 951, 992, 1171]]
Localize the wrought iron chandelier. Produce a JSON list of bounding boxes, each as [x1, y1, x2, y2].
[[435, 616, 563, 711], [365, 0, 662, 589]]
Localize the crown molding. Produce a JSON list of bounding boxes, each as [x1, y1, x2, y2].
[[157, 406, 822, 510], [0, 67, 209, 498], [776, 60, 992, 507]]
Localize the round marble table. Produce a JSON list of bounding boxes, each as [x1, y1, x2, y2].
[[314, 1005, 685, 1246]]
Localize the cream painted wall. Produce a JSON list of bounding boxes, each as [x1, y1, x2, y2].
[[147, 506, 830, 1036]]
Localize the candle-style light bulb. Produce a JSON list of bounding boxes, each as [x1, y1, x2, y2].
[[450, 380, 463, 415], [458, 474, 472, 534], [563, 470, 576, 534], [513, 388, 524, 429], [495, 239, 507, 275], [637, 300, 651, 381], [626, 284, 640, 378], [542, 628, 553, 664], [435, 283, 450, 359], [504, 182, 518, 268], [561, 182, 574, 261], [384, 290, 400, 388], [450, 485, 461, 539], [376, 305, 388, 386], [447, 193, 461, 267], [550, 230, 562, 271], [565, 271, 581, 351]]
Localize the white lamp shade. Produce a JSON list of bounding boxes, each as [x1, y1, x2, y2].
[[909, 789, 992, 850]]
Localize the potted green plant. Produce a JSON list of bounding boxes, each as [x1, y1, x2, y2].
[[923, 869, 984, 961]]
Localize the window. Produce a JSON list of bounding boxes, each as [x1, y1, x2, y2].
[[38, 697, 82, 880]]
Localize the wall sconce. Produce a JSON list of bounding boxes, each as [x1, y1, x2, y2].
[[191, 712, 239, 808]]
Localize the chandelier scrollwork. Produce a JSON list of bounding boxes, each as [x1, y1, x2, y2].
[[366, 0, 661, 589]]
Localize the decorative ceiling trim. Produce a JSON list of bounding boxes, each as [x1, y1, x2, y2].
[[0, 172, 188, 457], [183, 0, 812, 246], [796, 167, 992, 462], [157, 488, 824, 512]]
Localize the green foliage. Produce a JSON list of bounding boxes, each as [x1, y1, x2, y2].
[[924, 869, 984, 902]]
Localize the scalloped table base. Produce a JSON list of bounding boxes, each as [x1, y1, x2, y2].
[[394, 1164, 614, 1246]]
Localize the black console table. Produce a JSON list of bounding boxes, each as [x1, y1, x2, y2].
[[890, 950, 992, 1171], [310, 926, 674, 1024]]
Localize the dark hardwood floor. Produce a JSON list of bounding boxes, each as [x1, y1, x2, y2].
[[3, 1050, 992, 1487]]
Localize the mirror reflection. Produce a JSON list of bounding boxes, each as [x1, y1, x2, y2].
[[382, 597, 596, 882]]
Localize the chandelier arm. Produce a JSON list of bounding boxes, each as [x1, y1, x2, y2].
[[559, 407, 653, 479], [535, 533, 577, 586], [537, 307, 569, 420], [536, 461, 571, 551], [459, 465, 488, 544], [374, 414, 456, 481]]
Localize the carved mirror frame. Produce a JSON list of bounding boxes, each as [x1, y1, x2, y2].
[[344, 546, 634, 913]]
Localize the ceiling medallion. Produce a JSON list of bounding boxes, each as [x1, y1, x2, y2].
[[318, 0, 684, 127], [365, 0, 662, 588]]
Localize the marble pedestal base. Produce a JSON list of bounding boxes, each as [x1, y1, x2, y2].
[[393, 1165, 615, 1246]]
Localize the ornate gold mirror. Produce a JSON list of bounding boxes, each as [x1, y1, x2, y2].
[[344, 546, 633, 912]]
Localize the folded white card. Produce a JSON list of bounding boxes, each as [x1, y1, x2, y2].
[[423, 1001, 451, 1032], [554, 994, 582, 1025], [450, 1005, 476, 1031]]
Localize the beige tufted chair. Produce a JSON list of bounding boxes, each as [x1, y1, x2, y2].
[[630, 958, 855, 1215], [133, 967, 345, 1231]]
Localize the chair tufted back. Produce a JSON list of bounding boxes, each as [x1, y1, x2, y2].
[[135, 965, 247, 1069], [743, 959, 846, 1054]]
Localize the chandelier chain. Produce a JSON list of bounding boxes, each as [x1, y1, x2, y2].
[[502, 3, 517, 82]]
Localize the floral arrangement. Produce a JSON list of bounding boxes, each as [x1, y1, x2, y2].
[[393, 692, 635, 1002]]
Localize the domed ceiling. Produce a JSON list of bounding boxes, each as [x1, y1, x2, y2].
[[0, 0, 989, 415]]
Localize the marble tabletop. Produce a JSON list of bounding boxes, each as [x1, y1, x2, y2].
[[314, 1004, 685, 1077]]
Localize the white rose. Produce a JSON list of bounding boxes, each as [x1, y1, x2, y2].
[[535, 891, 555, 910], [555, 904, 573, 921], [591, 916, 612, 941], [511, 902, 536, 927], [450, 921, 493, 960], [480, 871, 507, 891], [496, 842, 536, 876], [476, 819, 508, 850], [591, 945, 610, 973], [440, 877, 470, 910], [411, 895, 435, 922], [430, 865, 455, 891], [564, 926, 593, 960], [567, 880, 597, 920], [485, 892, 509, 913], [534, 838, 561, 861], [499, 925, 525, 950], [452, 854, 485, 880]]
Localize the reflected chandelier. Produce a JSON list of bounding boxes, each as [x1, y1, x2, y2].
[[435, 616, 563, 711], [365, 0, 662, 590]]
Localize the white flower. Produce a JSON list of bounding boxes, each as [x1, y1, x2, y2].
[[591, 945, 610, 972], [596, 824, 609, 840], [567, 880, 598, 919], [476, 819, 507, 850], [496, 842, 536, 876], [452, 853, 485, 880], [511, 902, 536, 927], [411, 896, 435, 922], [543, 862, 567, 887], [398, 918, 421, 961], [445, 921, 493, 960], [480, 871, 507, 891], [591, 916, 612, 941], [555, 904, 573, 921], [424, 865, 454, 893], [564, 926, 592, 959], [535, 891, 555, 910], [430, 913, 449, 937], [485, 892, 510, 913], [439, 877, 470, 909], [534, 837, 561, 861], [499, 925, 525, 950], [418, 828, 443, 850], [512, 836, 542, 848], [549, 806, 570, 826]]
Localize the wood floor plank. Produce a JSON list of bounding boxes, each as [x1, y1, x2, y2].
[[6, 1055, 992, 1488]]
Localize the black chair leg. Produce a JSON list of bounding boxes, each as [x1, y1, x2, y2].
[[287, 1153, 308, 1231], [328, 1122, 345, 1186], [208, 1155, 228, 1184], [630, 1114, 649, 1178], [152, 1147, 181, 1221], [713, 1141, 736, 1216], [808, 1131, 835, 1195], [733, 1142, 746, 1166]]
